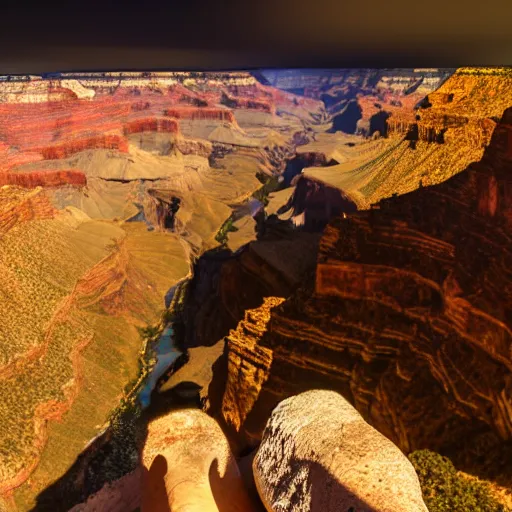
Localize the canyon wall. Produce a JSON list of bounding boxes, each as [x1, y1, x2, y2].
[[40, 134, 129, 160], [164, 107, 237, 123], [292, 69, 512, 213], [0, 170, 87, 189], [214, 105, 512, 475], [123, 117, 180, 135], [0, 71, 327, 510], [387, 68, 512, 147]]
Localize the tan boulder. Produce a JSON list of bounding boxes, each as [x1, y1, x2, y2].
[[253, 390, 428, 512], [141, 408, 256, 512]]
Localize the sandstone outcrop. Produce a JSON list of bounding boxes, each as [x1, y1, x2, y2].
[[40, 134, 129, 160], [215, 105, 512, 477], [222, 297, 285, 434], [123, 117, 180, 135], [164, 106, 236, 123], [141, 408, 256, 512], [175, 136, 212, 158], [0, 169, 87, 188], [253, 390, 428, 512]]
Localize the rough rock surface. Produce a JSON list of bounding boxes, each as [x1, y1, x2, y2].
[[0, 169, 86, 188], [216, 105, 512, 472], [141, 408, 256, 512], [253, 390, 428, 512], [0, 186, 56, 235]]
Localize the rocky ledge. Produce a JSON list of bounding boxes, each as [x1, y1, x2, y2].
[[214, 105, 512, 479]]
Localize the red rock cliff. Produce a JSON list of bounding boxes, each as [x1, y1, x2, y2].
[[123, 117, 180, 135], [164, 107, 236, 123], [40, 134, 129, 160], [0, 170, 87, 189]]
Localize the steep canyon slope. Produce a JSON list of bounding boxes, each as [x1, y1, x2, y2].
[[0, 71, 325, 511], [273, 68, 512, 221], [215, 99, 512, 497]]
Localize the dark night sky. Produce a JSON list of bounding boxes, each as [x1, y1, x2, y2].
[[1, 0, 511, 73]]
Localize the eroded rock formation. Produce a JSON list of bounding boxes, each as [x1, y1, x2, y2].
[[181, 228, 321, 351], [294, 69, 512, 212], [387, 68, 512, 149], [0, 69, 329, 510], [215, 105, 512, 476], [0, 169, 87, 189], [164, 107, 237, 123], [277, 175, 358, 230], [123, 117, 180, 135], [40, 134, 129, 160], [0, 186, 57, 236], [253, 390, 428, 512]]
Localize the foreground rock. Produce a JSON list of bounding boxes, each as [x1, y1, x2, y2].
[[141, 408, 256, 512], [253, 390, 428, 512]]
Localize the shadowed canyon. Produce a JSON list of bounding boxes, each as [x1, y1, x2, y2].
[[0, 67, 511, 512]]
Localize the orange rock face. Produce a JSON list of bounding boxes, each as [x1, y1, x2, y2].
[[387, 68, 512, 147], [0, 187, 57, 237], [0, 170, 87, 188], [40, 134, 129, 159], [215, 106, 512, 473], [123, 117, 180, 135], [163, 106, 236, 123]]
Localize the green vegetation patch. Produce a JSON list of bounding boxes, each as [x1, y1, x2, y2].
[[215, 215, 239, 245], [253, 172, 280, 207], [409, 449, 509, 512]]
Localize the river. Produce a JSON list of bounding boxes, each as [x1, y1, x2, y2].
[[137, 324, 182, 409]]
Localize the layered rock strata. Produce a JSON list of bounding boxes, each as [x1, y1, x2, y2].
[[0, 70, 327, 510], [0, 169, 86, 189], [296, 69, 512, 211], [216, 106, 512, 473]]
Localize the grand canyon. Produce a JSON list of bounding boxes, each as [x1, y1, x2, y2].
[[0, 67, 511, 512]]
